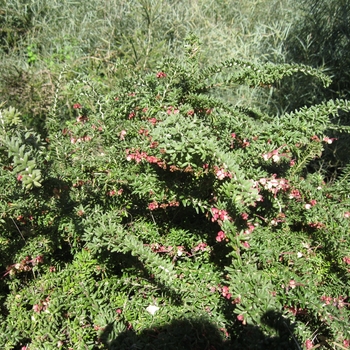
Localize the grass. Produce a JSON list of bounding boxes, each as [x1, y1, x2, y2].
[[0, 0, 300, 120]]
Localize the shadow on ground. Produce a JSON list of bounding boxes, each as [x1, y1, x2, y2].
[[100, 309, 300, 350]]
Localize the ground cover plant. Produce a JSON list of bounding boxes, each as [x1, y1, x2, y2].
[[1, 1, 350, 349]]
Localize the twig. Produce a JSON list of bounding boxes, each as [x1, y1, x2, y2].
[[11, 218, 26, 242]]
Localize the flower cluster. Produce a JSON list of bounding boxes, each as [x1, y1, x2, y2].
[[148, 200, 180, 210], [320, 295, 348, 308], [305, 339, 313, 350], [322, 136, 337, 144], [214, 166, 232, 180], [237, 314, 245, 324], [192, 242, 208, 252], [220, 285, 231, 300], [126, 149, 165, 168], [33, 297, 50, 314], [243, 223, 256, 235], [311, 135, 338, 144], [308, 221, 324, 229], [73, 103, 82, 109], [284, 305, 307, 316], [4, 255, 44, 277], [70, 134, 92, 144], [289, 188, 302, 200], [156, 71, 167, 78], [107, 189, 123, 196], [304, 200, 317, 210], [147, 242, 208, 259], [216, 230, 226, 242], [211, 207, 231, 222], [166, 106, 179, 115], [259, 176, 289, 197], [262, 145, 291, 163]]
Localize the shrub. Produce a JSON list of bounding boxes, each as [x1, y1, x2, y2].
[[1, 35, 349, 349]]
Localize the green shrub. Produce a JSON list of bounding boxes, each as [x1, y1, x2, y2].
[[1, 35, 350, 349]]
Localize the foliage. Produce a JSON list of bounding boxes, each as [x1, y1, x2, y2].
[[285, 0, 350, 99], [0, 0, 299, 125], [1, 33, 350, 350]]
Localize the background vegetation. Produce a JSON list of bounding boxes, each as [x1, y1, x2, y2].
[[1, 0, 349, 349]]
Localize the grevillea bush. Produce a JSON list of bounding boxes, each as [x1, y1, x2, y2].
[[1, 36, 350, 349]]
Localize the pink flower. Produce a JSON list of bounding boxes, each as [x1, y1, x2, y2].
[[83, 135, 92, 142], [308, 222, 324, 229], [35, 255, 44, 264], [241, 213, 249, 220], [242, 139, 250, 147], [216, 169, 226, 180], [242, 241, 250, 249], [211, 207, 231, 222], [233, 297, 241, 304], [221, 286, 231, 299], [245, 224, 256, 234], [146, 155, 159, 163], [138, 128, 149, 136], [148, 202, 158, 210], [17, 174, 23, 181], [116, 308, 122, 314], [344, 212, 350, 218], [289, 189, 301, 199], [309, 199, 317, 206], [76, 115, 88, 123], [120, 130, 127, 140], [323, 136, 335, 144], [216, 231, 226, 242], [305, 339, 313, 350], [237, 314, 244, 322], [193, 242, 208, 252], [321, 295, 332, 305], [343, 339, 349, 348], [33, 304, 42, 313], [156, 71, 167, 78], [343, 256, 350, 265], [289, 280, 297, 289], [73, 103, 82, 109], [148, 118, 157, 125], [166, 106, 179, 115]]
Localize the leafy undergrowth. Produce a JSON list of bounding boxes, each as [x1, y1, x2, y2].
[[0, 37, 349, 349]]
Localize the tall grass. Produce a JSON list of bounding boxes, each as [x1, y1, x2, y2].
[[0, 0, 300, 121]]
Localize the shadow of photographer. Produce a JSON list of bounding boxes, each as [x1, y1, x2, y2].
[[99, 309, 301, 350]]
